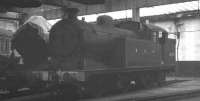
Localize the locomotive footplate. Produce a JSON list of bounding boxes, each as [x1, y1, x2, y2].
[[59, 64, 175, 97], [64, 64, 175, 82]]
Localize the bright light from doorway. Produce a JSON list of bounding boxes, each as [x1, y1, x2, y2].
[[140, 1, 199, 16], [48, 9, 132, 25], [78, 9, 132, 22]]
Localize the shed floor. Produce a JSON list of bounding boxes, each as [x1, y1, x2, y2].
[[82, 77, 200, 101], [4, 77, 200, 101]]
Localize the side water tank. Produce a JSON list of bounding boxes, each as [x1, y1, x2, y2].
[[49, 15, 136, 69]]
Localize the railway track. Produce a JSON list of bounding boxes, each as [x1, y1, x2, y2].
[[4, 90, 200, 101], [83, 79, 200, 101], [2, 92, 52, 101], [119, 89, 200, 101], [3, 79, 200, 101]]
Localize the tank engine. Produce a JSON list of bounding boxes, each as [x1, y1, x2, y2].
[[1, 15, 175, 100]]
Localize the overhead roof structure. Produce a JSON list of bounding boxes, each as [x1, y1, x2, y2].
[[0, 0, 42, 8], [69, 0, 105, 5], [0, 0, 198, 21], [41, 0, 196, 7], [41, 0, 105, 6], [64, 1, 200, 22], [14, 0, 196, 13]]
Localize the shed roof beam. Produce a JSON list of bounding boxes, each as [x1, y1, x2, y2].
[[12, 0, 197, 20]]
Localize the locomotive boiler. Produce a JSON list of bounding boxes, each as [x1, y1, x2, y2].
[[49, 15, 137, 70], [1, 15, 175, 100]]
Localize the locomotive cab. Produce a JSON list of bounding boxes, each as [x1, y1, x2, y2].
[[115, 21, 175, 65]]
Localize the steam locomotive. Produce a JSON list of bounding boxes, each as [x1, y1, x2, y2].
[[0, 15, 175, 100]]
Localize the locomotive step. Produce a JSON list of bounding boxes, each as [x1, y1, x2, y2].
[[82, 77, 200, 101]]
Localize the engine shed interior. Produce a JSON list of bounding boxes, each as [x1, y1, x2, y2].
[[0, 0, 200, 101]]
